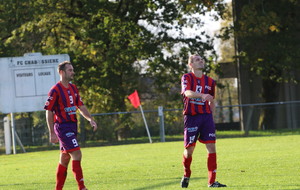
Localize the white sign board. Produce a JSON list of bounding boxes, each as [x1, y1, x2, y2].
[[0, 53, 70, 113]]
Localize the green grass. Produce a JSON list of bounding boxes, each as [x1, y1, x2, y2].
[[4, 129, 300, 154], [1, 133, 300, 189]]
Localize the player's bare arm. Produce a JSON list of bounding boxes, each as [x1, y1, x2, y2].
[[46, 110, 58, 143], [209, 99, 216, 114], [184, 90, 214, 102], [78, 105, 98, 131]]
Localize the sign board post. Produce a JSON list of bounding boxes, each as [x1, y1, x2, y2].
[[4, 116, 11, 155], [158, 106, 165, 142], [11, 113, 16, 154]]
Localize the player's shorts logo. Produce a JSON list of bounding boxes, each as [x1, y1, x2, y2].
[[209, 133, 216, 137], [187, 126, 198, 133], [66, 132, 75, 137]]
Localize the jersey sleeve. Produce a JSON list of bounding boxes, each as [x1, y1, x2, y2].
[[181, 74, 191, 95], [44, 87, 58, 111]]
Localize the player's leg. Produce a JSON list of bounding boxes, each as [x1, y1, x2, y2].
[[69, 145, 86, 190], [181, 115, 200, 188], [56, 122, 87, 190], [56, 152, 71, 190], [181, 146, 194, 188], [202, 114, 226, 187], [183, 115, 200, 178], [201, 113, 218, 186], [205, 144, 226, 187], [206, 143, 217, 185], [54, 123, 71, 190], [183, 146, 195, 178]]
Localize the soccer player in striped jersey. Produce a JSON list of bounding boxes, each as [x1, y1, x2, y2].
[[180, 54, 226, 188], [44, 61, 97, 190]]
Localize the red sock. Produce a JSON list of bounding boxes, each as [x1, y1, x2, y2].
[[182, 155, 192, 177], [72, 160, 85, 190], [56, 164, 67, 190], [207, 153, 217, 185]]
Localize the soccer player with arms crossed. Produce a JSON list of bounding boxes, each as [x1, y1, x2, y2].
[[44, 61, 97, 190], [180, 54, 226, 188]]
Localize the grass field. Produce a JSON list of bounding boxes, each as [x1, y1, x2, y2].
[[0, 133, 300, 190]]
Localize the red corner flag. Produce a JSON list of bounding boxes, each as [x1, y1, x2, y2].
[[128, 90, 141, 108]]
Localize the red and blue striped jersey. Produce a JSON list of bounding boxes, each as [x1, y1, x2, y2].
[[181, 73, 216, 115], [44, 81, 84, 123]]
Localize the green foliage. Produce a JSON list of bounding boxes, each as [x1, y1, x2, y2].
[[234, 0, 300, 84], [0, 0, 228, 138]]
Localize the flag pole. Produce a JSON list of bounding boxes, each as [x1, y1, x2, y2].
[[139, 105, 152, 143]]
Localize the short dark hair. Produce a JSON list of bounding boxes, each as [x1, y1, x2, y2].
[[58, 61, 72, 73]]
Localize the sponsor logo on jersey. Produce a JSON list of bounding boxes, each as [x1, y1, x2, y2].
[[64, 106, 76, 112], [190, 100, 205, 105], [205, 85, 212, 90], [64, 106, 77, 115]]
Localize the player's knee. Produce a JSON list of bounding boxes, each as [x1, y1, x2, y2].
[[206, 143, 216, 153], [185, 153, 193, 158], [70, 150, 82, 161], [60, 156, 71, 166], [184, 147, 195, 158]]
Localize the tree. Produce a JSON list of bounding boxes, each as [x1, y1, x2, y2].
[[1, 0, 228, 140], [227, 0, 300, 130], [234, 0, 299, 97]]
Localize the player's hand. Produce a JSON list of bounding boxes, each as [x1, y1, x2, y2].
[[50, 133, 58, 143], [90, 120, 98, 132], [201, 94, 214, 102]]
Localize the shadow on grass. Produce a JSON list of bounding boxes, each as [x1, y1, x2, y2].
[[0, 182, 53, 188], [131, 177, 204, 190]]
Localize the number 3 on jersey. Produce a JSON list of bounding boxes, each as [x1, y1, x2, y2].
[[69, 96, 74, 104]]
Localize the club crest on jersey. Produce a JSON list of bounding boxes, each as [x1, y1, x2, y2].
[[45, 101, 50, 106]]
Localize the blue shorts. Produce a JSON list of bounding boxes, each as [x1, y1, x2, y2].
[[54, 122, 80, 153], [183, 114, 216, 148]]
